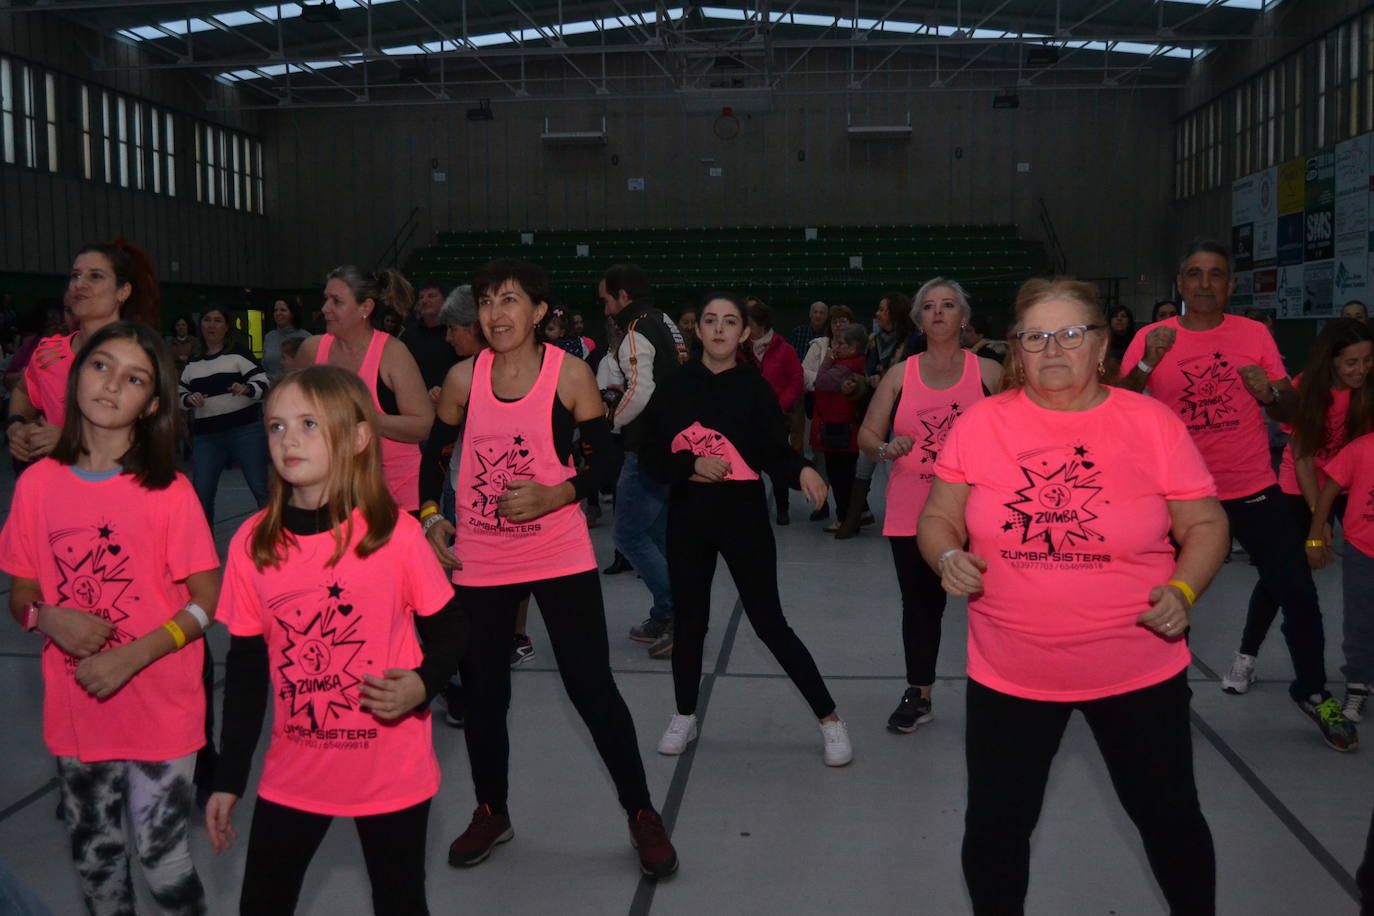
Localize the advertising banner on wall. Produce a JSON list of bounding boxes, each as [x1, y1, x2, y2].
[[1336, 136, 1370, 242], [1254, 266, 1278, 310], [1232, 270, 1255, 307], [1278, 158, 1305, 214], [1277, 263, 1304, 318], [1305, 150, 1336, 262], [1335, 237, 1369, 306], [1278, 212, 1305, 265], [1304, 260, 1335, 317]]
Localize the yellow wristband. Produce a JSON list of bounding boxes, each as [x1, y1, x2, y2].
[[419, 505, 438, 520], [162, 619, 187, 650], [1305, 539, 1326, 548], [1167, 579, 1196, 607]]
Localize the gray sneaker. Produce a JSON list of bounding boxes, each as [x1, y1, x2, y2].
[[648, 624, 673, 660], [1221, 652, 1256, 695]]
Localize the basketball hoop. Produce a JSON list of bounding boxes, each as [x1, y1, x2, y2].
[[713, 106, 741, 140]]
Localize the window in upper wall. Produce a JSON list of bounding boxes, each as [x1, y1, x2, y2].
[[45, 73, 57, 172], [150, 109, 161, 194], [131, 100, 145, 190], [165, 112, 176, 197], [0, 59, 14, 165], [100, 91, 112, 182], [194, 120, 263, 213], [80, 85, 92, 179]]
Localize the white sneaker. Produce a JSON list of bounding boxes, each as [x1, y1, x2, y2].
[[656, 714, 698, 755], [1343, 684, 1370, 723], [819, 718, 853, 767], [1221, 652, 1257, 695]]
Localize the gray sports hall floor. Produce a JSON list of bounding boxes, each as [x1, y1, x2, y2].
[[1, 461, 1369, 915]]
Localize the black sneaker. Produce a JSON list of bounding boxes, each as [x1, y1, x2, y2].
[[629, 617, 670, 643], [448, 804, 514, 866], [808, 505, 830, 522], [603, 552, 634, 575], [887, 687, 933, 734], [628, 809, 679, 879]]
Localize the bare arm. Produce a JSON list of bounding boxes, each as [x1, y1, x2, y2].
[[917, 479, 987, 595], [1293, 454, 1322, 510], [856, 367, 904, 462], [377, 338, 435, 443], [977, 357, 1004, 393]]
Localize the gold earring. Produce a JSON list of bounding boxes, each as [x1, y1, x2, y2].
[[1097, 359, 1106, 376]]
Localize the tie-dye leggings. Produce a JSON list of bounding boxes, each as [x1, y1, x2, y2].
[[56, 753, 205, 916]]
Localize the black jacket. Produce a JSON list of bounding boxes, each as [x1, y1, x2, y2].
[[611, 298, 689, 451], [642, 359, 810, 490]]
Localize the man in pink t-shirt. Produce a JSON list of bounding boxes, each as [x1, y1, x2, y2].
[[1121, 240, 1348, 748]]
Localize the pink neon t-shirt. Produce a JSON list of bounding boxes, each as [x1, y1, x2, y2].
[[1277, 383, 1351, 496], [670, 421, 761, 481], [0, 460, 219, 762], [934, 388, 1215, 701], [1322, 433, 1374, 558], [23, 333, 77, 426], [1122, 314, 1286, 500], [218, 511, 454, 817], [883, 350, 987, 537]]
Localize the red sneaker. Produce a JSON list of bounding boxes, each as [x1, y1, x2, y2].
[[628, 809, 679, 879], [448, 804, 514, 867]]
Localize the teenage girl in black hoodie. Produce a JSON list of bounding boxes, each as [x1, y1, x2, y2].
[[642, 293, 853, 767]]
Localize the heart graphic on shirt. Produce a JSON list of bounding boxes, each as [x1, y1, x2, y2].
[[337, 603, 354, 615], [518, 449, 529, 457], [107, 544, 122, 555], [1081, 461, 1095, 469]]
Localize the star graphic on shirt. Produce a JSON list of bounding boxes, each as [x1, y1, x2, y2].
[[277, 605, 365, 732], [326, 582, 344, 599], [1004, 459, 1103, 552], [512, 435, 525, 446], [1072, 445, 1088, 457], [53, 542, 134, 646], [916, 407, 962, 464], [469, 438, 537, 523], [1213, 352, 1223, 360], [1178, 359, 1239, 426], [96, 524, 113, 539]]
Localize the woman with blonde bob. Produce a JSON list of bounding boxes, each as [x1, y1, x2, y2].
[[207, 366, 464, 915], [917, 278, 1229, 914]]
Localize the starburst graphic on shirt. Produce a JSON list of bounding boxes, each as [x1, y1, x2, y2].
[[678, 425, 728, 460], [915, 405, 961, 464], [1177, 357, 1239, 426], [276, 586, 365, 732], [51, 528, 134, 646], [1004, 447, 1103, 552], [468, 433, 536, 524]]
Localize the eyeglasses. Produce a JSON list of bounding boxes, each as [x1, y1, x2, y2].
[[1014, 324, 1103, 353]]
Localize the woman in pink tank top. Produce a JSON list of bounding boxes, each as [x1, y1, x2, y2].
[[9, 240, 159, 468], [416, 258, 678, 880], [297, 266, 433, 512], [856, 277, 1003, 734]]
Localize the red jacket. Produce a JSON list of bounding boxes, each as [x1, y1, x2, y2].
[[746, 333, 804, 413], [810, 353, 867, 452]]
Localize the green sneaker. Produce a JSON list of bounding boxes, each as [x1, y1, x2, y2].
[[1297, 694, 1359, 752]]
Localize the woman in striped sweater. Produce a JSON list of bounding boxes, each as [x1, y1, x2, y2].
[[179, 307, 270, 524]]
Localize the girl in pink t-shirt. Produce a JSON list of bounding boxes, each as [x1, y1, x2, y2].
[[1235, 318, 1373, 692], [0, 322, 221, 914], [205, 366, 462, 914]]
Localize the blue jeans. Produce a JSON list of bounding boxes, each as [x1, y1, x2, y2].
[[613, 452, 673, 621], [190, 420, 269, 524], [1342, 543, 1374, 686]]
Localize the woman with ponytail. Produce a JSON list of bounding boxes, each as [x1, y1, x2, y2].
[[8, 240, 159, 466], [297, 267, 433, 512]]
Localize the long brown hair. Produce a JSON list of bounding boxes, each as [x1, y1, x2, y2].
[[326, 265, 414, 329], [1290, 317, 1374, 459], [51, 321, 179, 489], [74, 239, 161, 328], [1001, 278, 1115, 392], [249, 366, 398, 571]]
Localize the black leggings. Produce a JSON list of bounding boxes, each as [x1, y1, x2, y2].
[[889, 535, 948, 687], [822, 450, 859, 519], [669, 482, 835, 719], [962, 672, 1214, 915], [455, 570, 651, 816], [1223, 485, 1328, 701], [239, 797, 430, 916], [1241, 489, 1347, 657]]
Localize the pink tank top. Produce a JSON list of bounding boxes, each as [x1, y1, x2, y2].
[[883, 350, 986, 537], [1277, 385, 1350, 496], [315, 330, 421, 511], [670, 421, 761, 481], [24, 334, 77, 426], [452, 345, 597, 586]]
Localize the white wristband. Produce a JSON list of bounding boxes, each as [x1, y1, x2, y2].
[[183, 601, 210, 631], [1136, 359, 1154, 374], [937, 548, 960, 572]]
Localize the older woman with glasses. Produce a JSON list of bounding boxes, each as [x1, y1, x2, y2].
[[917, 278, 1229, 915]]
